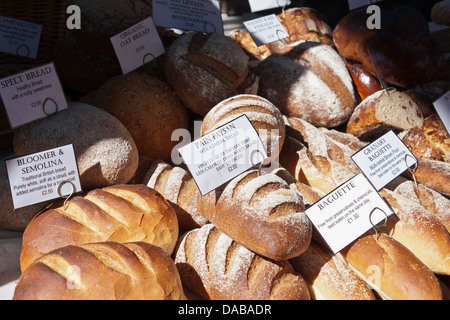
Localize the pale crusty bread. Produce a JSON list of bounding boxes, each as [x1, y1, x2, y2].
[[290, 241, 376, 300], [14, 241, 186, 300], [12, 102, 139, 190], [20, 184, 178, 271], [174, 224, 310, 300]]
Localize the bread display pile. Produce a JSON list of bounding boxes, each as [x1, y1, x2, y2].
[[1, 0, 450, 300]]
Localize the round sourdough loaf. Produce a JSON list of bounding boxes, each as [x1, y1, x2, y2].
[[201, 94, 285, 165], [80, 72, 189, 161], [165, 32, 259, 116], [255, 42, 357, 128], [12, 102, 139, 190], [14, 241, 186, 300], [20, 184, 179, 271]]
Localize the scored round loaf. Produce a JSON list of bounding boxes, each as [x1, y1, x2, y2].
[[80, 72, 189, 161], [174, 224, 310, 300], [210, 169, 312, 261], [256, 42, 357, 128], [200, 94, 285, 165], [20, 184, 178, 271], [12, 102, 139, 190], [14, 241, 186, 300], [165, 32, 259, 116]]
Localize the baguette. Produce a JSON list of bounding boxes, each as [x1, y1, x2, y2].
[[20, 184, 178, 271], [208, 169, 312, 261], [340, 232, 444, 300], [289, 241, 376, 300], [14, 241, 186, 300], [404, 157, 450, 197], [174, 224, 310, 300]]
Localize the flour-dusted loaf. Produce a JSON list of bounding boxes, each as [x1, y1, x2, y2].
[[20, 184, 178, 271], [341, 232, 444, 300], [256, 42, 357, 128], [290, 241, 376, 300], [174, 224, 310, 300], [81, 72, 189, 162], [14, 241, 186, 300], [12, 102, 139, 190], [165, 32, 258, 116], [346, 89, 424, 140], [201, 94, 285, 165], [209, 169, 312, 261]]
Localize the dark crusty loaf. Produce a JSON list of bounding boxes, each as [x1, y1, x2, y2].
[[14, 241, 186, 300], [20, 184, 178, 271], [174, 224, 310, 300]]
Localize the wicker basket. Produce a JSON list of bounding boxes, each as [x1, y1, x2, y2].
[[0, 0, 70, 65]]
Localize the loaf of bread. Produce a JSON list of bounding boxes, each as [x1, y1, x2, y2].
[[165, 32, 259, 116], [14, 241, 186, 300], [289, 241, 376, 300], [209, 169, 312, 261], [394, 181, 450, 233], [346, 89, 424, 141], [230, 7, 333, 61], [12, 102, 139, 190], [256, 42, 357, 128], [344, 60, 381, 101], [201, 94, 285, 165], [20, 184, 178, 271], [174, 224, 310, 300], [340, 232, 444, 300], [81, 72, 189, 162], [138, 159, 211, 231], [379, 188, 450, 275], [432, 1, 450, 25], [406, 158, 450, 197], [333, 4, 448, 88]]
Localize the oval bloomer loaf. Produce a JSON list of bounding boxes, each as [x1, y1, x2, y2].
[[208, 169, 312, 261], [174, 224, 310, 300], [20, 184, 178, 271], [14, 241, 186, 300]]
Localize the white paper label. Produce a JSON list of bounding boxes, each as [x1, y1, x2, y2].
[[152, 0, 223, 33], [433, 90, 450, 135], [348, 0, 382, 10], [351, 130, 417, 191], [5, 144, 82, 209], [110, 16, 165, 75], [0, 15, 42, 59], [179, 115, 268, 195], [0, 62, 68, 129], [248, 0, 291, 12], [305, 173, 394, 254], [243, 14, 288, 47]]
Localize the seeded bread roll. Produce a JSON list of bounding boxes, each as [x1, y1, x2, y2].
[[14, 241, 186, 300], [289, 241, 376, 300], [20, 184, 178, 271], [12, 102, 139, 190], [81, 72, 189, 161], [340, 232, 444, 300], [165, 32, 259, 116], [201, 94, 285, 165], [208, 169, 312, 261], [174, 224, 310, 300], [346, 89, 424, 141], [256, 42, 357, 128]]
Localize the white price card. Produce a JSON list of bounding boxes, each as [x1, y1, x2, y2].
[[0, 15, 42, 59], [348, 0, 382, 10], [433, 90, 450, 135], [152, 0, 223, 34], [110, 16, 165, 75], [248, 0, 291, 13], [5, 144, 82, 209], [243, 14, 288, 47], [351, 130, 417, 191], [305, 173, 394, 254], [0, 62, 68, 129], [179, 115, 268, 195]]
